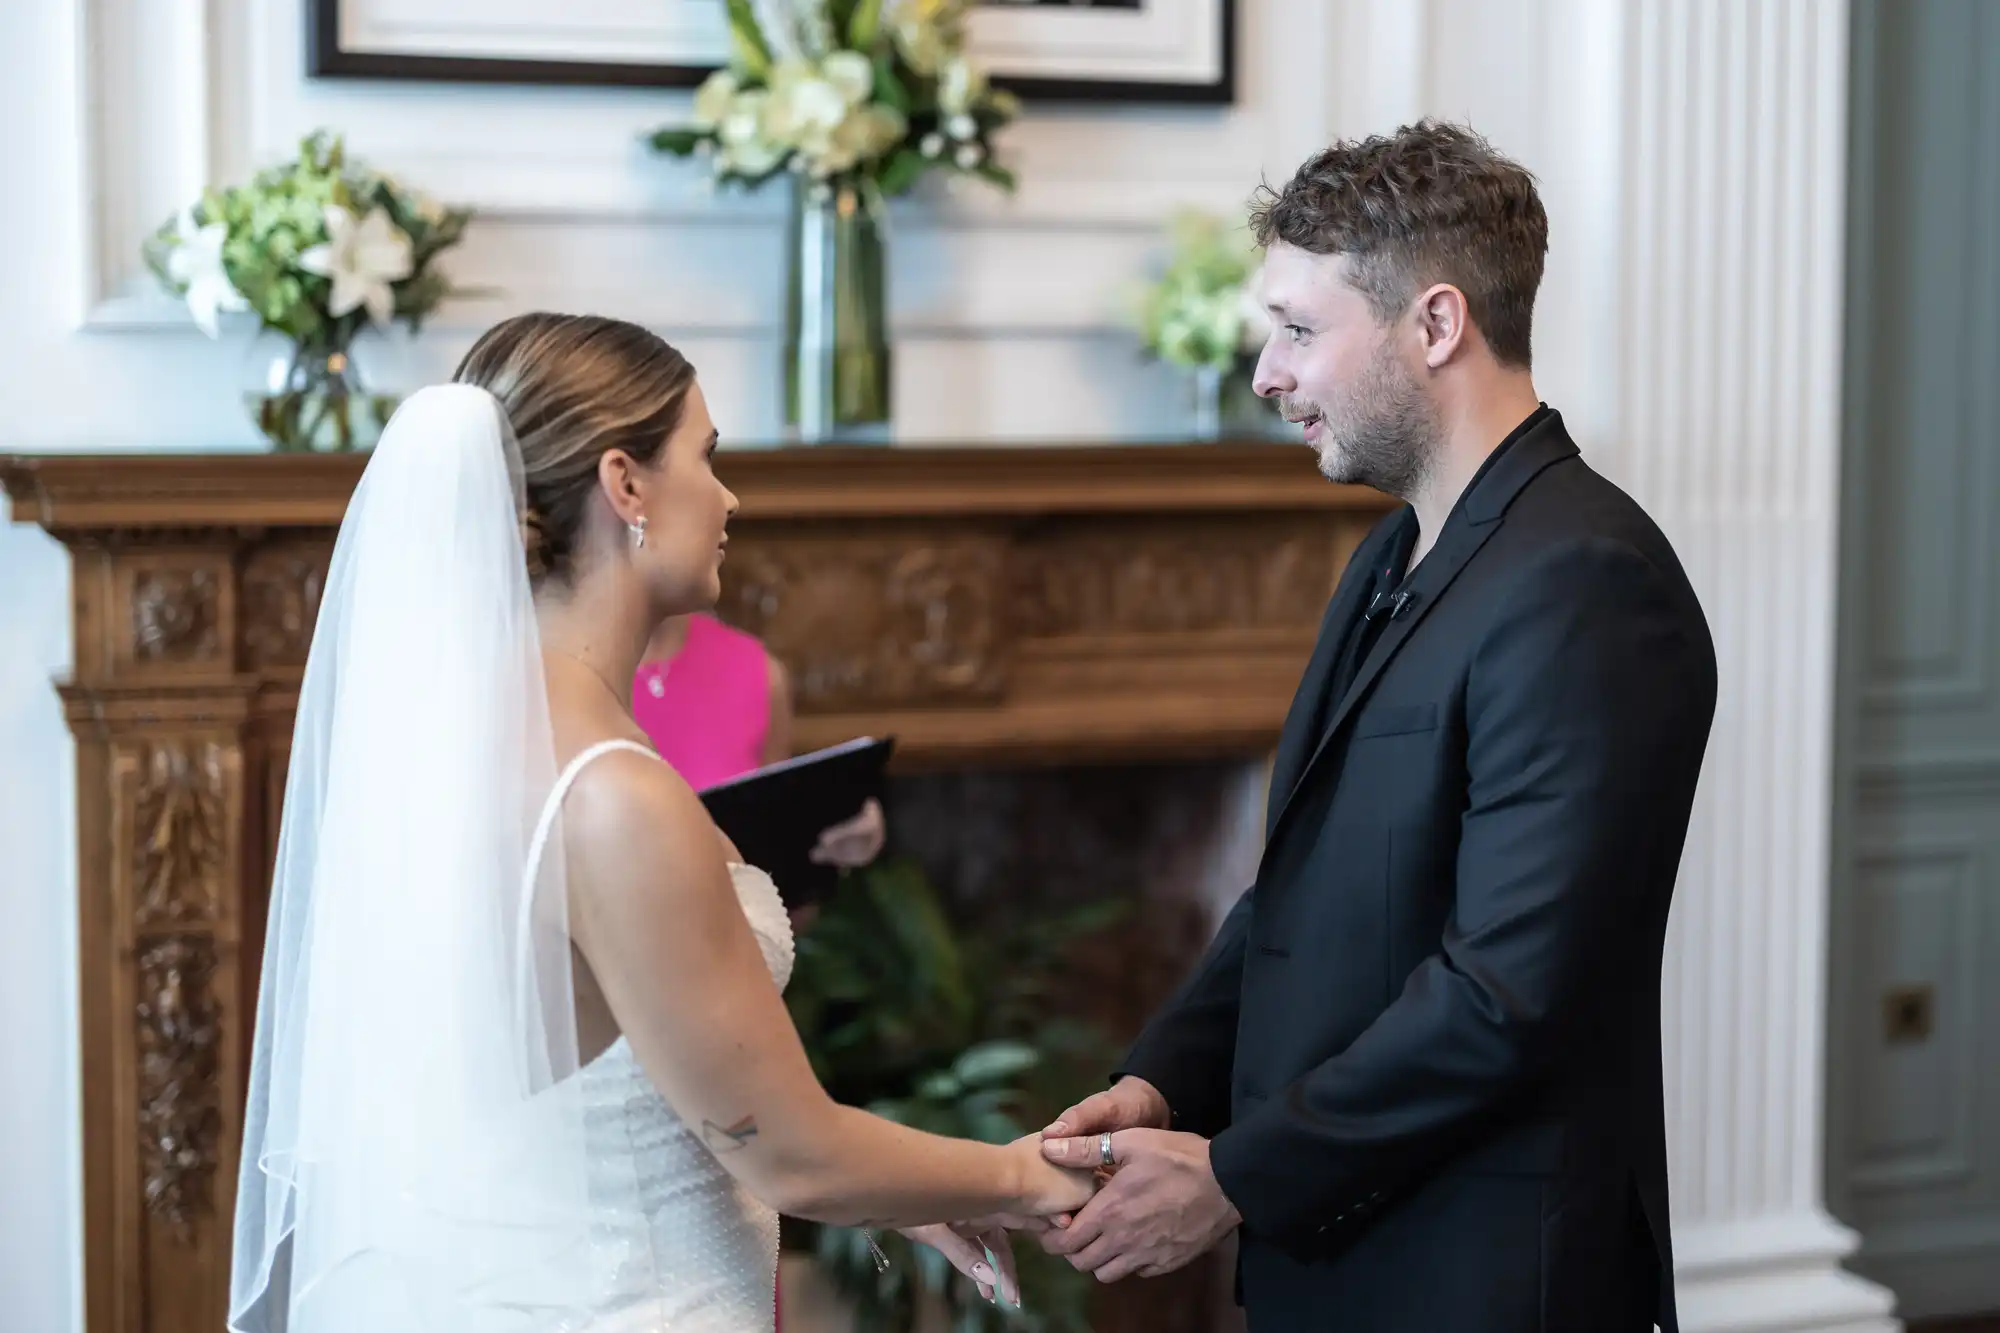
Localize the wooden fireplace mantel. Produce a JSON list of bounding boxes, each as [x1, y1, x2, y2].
[[2, 440, 1389, 1333]]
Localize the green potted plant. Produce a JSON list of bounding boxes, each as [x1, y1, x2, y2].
[[785, 856, 1128, 1332]]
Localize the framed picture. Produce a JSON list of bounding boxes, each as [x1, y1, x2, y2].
[[307, 0, 1235, 104]]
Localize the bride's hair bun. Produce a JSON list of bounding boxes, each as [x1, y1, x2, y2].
[[520, 506, 555, 581]]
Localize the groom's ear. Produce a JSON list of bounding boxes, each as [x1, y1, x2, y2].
[[1415, 282, 1471, 368]]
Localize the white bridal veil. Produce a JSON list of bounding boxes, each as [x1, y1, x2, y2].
[[230, 385, 652, 1333]]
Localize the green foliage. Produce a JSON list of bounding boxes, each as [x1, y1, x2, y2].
[[648, 127, 710, 156], [1130, 210, 1260, 373], [847, 0, 885, 48], [726, 0, 775, 77], [785, 857, 1129, 1333]]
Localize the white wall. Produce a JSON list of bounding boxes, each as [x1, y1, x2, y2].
[[0, 3, 1888, 1331]]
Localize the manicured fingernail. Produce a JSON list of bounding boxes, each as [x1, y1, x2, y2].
[[972, 1263, 995, 1284]]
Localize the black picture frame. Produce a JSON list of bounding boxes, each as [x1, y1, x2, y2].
[[306, 0, 1235, 105]]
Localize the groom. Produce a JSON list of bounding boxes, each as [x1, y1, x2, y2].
[[1034, 121, 1716, 1332]]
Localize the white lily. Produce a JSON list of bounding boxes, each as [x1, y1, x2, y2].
[[766, 59, 853, 143], [820, 51, 874, 106], [692, 69, 740, 129], [167, 209, 248, 338], [938, 57, 984, 116], [718, 90, 787, 175], [297, 204, 413, 327]]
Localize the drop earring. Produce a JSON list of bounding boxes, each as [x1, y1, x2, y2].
[[630, 516, 648, 549]]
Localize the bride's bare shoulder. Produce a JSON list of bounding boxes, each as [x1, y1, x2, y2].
[[556, 740, 743, 893]]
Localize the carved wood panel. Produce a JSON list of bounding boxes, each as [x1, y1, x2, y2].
[[116, 738, 239, 1255], [1013, 517, 1334, 638], [127, 566, 223, 665], [719, 530, 1010, 710], [132, 743, 228, 929], [240, 543, 331, 669], [133, 933, 223, 1242]]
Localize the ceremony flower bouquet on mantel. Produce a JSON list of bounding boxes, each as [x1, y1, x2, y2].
[[648, 0, 1020, 440], [143, 131, 472, 452], [1129, 210, 1280, 440]]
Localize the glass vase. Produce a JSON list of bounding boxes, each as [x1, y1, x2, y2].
[[1189, 362, 1225, 440], [783, 178, 892, 443], [245, 337, 398, 453]]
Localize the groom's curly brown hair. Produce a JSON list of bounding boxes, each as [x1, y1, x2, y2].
[[1251, 119, 1549, 368]]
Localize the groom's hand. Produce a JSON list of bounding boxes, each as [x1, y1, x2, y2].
[[1035, 1129, 1240, 1282], [1043, 1076, 1171, 1143]]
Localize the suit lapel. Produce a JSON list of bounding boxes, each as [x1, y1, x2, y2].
[[1260, 412, 1582, 855], [1260, 518, 1498, 847], [1266, 516, 1404, 817]]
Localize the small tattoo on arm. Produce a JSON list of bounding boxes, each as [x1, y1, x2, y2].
[[702, 1115, 759, 1152]]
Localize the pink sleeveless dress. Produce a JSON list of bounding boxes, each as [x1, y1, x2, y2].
[[631, 614, 772, 789]]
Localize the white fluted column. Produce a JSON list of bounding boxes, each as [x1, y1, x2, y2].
[[1614, 2, 1896, 1328]]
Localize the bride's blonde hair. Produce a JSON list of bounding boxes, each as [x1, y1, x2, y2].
[[454, 312, 697, 583]]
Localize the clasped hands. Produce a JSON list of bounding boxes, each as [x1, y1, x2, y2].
[[907, 1077, 1240, 1305]]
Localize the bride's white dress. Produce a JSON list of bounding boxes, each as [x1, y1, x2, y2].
[[541, 740, 794, 1333]]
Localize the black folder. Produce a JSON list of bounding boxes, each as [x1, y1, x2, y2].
[[697, 736, 895, 909]]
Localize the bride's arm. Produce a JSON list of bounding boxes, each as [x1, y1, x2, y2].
[[562, 750, 1093, 1230]]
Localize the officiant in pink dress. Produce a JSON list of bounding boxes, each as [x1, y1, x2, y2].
[[631, 611, 886, 873]]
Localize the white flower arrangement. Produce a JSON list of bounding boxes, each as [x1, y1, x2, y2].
[[1130, 210, 1267, 373], [649, 0, 1018, 199], [143, 131, 470, 345]]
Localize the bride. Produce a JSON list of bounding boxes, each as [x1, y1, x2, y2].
[[228, 313, 1095, 1333]]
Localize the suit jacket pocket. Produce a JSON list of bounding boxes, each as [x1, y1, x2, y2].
[[1352, 701, 1439, 739]]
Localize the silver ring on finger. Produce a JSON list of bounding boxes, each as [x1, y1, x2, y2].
[[1099, 1131, 1114, 1168]]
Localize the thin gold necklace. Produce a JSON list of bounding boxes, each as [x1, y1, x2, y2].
[[554, 650, 626, 707]]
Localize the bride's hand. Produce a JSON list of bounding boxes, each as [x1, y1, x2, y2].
[[899, 1222, 1019, 1307], [1008, 1133, 1098, 1217]]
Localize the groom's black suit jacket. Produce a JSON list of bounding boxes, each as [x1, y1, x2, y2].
[[1119, 409, 1715, 1333]]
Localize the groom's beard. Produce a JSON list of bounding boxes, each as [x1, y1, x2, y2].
[[1307, 340, 1443, 500]]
